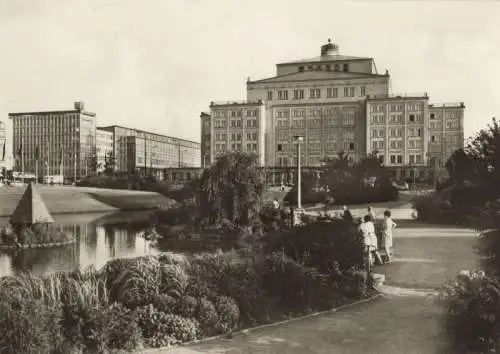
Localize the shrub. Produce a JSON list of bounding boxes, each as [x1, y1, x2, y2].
[[59, 301, 109, 353], [260, 205, 292, 233], [108, 257, 162, 308], [214, 296, 240, 333], [0, 298, 64, 354], [105, 303, 143, 351], [439, 271, 500, 354], [135, 305, 200, 347], [177, 295, 199, 318], [152, 294, 178, 314], [196, 297, 220, 336], [265, 219, 365, 274]]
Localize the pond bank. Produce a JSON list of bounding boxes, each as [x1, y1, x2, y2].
[[0, 185, 177, 217]]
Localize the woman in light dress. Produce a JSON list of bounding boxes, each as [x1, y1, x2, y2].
[[382, 210, 397, 263], [359, 214, 381, 267]]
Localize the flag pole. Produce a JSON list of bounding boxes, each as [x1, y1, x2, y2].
[[35, 159, 38, 184]]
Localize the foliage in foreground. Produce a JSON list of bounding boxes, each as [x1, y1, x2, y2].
[[439, 271, 500, 354], [0, 220, 367, 353]]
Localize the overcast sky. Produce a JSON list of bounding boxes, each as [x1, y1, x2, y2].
[[1, 0, 499, 160]]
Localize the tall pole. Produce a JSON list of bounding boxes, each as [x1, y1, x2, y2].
[[74, 154, 77, 184], [21, 150, 24, 184], [35, 159, 38, 184], [297, 139, 302, 210], [144, 136, 147, 175]]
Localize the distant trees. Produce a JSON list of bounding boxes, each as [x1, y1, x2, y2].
[[104, 152, 115, 176]]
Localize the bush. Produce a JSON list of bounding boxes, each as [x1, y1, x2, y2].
[[135, 305, 200, 348], [60, 301, 109, 353], [105, 303, 143, 351], [214, 296, 240, 333], [196, 297, 220, 336], [265, 219, 365, 274], [152, 294, 178, 314], [0, 298, 64, 354], [1, 224, 71, 246], [259, 205, 292, 233], [439, 271, 500, 354]]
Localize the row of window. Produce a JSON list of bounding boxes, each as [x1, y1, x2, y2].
[[268, 86, 365, 101], [277, 141, 356, 152], [212, 110, 258, 118], [214, 143, 259, 152], [430, 112, 461, 120], [213, 118, 259, 128], [298, 62, 350, 73], [430, 135, 461, 143], [275, 116, 356, 128], [214, 132, 259, 141], [275, 108, 356, 119], [370, 103, 424, 113]]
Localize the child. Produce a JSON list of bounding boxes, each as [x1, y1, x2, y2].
[[382, 210, 397, 263]]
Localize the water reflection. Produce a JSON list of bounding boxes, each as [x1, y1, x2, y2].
[[0, 211, 158, 277]]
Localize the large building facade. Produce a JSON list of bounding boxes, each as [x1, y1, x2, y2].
[[96, 129, 113, 173], [98, 125, 201, 179], [201, 38, 465, 179], [9, 102, 96, 181]]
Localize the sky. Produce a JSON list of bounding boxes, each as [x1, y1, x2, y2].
[[1, 0, 499, 161]]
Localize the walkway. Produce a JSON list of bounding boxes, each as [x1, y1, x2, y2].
[[155, 224, 479, 354]]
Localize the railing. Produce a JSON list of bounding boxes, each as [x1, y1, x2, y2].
[[367, 92, 428, 99], [210, 100, 263, 106], [428, 102, 465, 108]]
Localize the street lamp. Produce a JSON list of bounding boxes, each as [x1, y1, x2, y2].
[[294, 135, 304, 225]]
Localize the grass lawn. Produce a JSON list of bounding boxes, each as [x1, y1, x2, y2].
[[378, 235, 479, 289]]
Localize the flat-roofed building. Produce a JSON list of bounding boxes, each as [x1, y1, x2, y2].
[[98, 125, 201, 179], [9, 101, 96, 181]]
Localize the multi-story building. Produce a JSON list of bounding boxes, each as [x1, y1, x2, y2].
[[9, 101, 96, 181], [201, 38, 465, 181], [427, 103, 466, 167], [96, 129, 113, 173], [98, 125, 201, 179], [207, 101, 266, 166]]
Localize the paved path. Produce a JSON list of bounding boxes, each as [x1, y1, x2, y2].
[[154, 224, 479, 354]]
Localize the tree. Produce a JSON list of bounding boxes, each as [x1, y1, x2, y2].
[[196, 151, 264, 233], [321, 151, 351, 189]]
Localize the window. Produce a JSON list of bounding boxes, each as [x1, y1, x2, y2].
[[267, 91, 273, 100], [334, 64, 340, 72], [343, 112, 355, 126], [397, 155, 403, 164], [409, 114, 415, 122], [360, 86, 366, 96], [293, 109, 305, 117], [415, 155, 422, 164], [326, 64, 331, 71], [431, 135, 436, 143], [390, 155, 396, 164], [327, 87, 338, 98], [310, 88, 321, 99], [343, 87, 355, 97], [349, 142, 355, 150], [343, 63, 349, 72], [409, 155, 415, 164], [298, 66, 304, 72], [278, 90, 288, 100], [293, 89, 304, 100], [430, 113, 436, 120]]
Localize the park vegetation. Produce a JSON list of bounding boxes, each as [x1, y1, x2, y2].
[[0, 151, 371, 353], [428, 118, 500, 353], [284, 151, 399, 207]]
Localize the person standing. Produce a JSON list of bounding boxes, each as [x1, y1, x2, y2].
[[367, 206, 377, 221], [382, 210, 397, 263], [359, 214, 382, 267]]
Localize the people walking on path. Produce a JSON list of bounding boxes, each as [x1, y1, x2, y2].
[[359, 214, 382, 267], [382, 210, 397, 263], [367, 206, 377, 221]]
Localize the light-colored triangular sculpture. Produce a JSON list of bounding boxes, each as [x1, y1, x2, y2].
[[9, 182, 54, 225]]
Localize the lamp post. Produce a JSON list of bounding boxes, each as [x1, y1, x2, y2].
[[294, 135, 304, 225]]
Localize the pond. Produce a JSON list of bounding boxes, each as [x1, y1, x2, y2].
[[0, 210, 160, 277]]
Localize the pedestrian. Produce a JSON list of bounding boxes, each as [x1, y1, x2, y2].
[[343, 208, 354, 222], [272, 199, 280, 209], [382, 210, 397, 263], [359, 214, 382, 266], [367, 206, 377, 221]]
